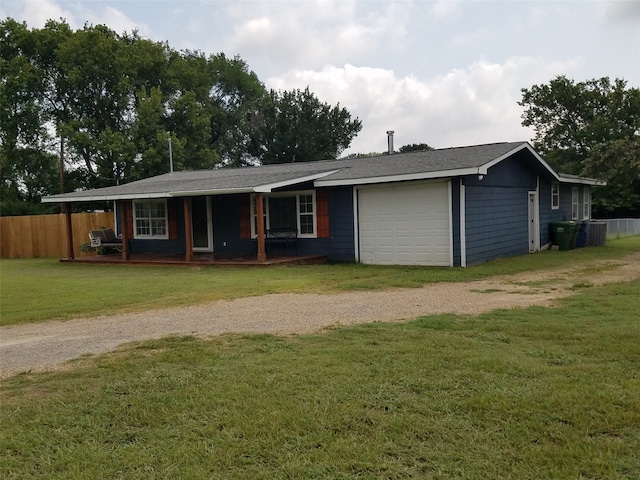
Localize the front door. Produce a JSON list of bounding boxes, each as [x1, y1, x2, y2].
[[192, 196, 213, 252]]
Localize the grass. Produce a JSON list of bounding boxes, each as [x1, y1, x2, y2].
[[1, 278, 639, 479], [1, 236, 639, 326]]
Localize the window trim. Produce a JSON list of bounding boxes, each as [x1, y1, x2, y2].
[[571, 186, 579, 221], [250, 190, 317, 239], [133, 199, 169, 239], [551, 182, 559, 210], [582, 187, 591, 220]]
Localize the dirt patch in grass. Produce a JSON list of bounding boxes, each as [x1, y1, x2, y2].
[[2, 252, 639, 379]]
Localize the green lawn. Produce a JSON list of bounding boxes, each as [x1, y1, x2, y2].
[[1, 238, 639, 478], [1, 236, 639, 326], [1, 276, 639, 478]]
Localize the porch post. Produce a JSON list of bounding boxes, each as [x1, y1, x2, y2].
[[120, 201, 130, 260], [184, 197, 194, 262], [63, 203, 74, 259], [256, 193, 266, 262]]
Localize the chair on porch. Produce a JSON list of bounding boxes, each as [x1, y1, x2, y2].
[[89, 228, 123, 252]]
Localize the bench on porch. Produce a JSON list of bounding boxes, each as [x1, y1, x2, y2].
[[88, 228, 123, 252], [265, 228, 298, 254]]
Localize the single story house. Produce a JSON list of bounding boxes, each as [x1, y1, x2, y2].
[[43, 141, 602, 267]]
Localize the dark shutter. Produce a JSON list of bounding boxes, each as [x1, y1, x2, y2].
[[316, 190, 330, 238]]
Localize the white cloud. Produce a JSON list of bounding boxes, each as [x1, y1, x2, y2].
[[3, 0, 76, 28], [429, 0, 460, 19], [83, 6, 150, 36], [223, 0, 408, 73], [1, 0, 148, 36], [267, 56, 582, 154], [597, 0, 640, 24]]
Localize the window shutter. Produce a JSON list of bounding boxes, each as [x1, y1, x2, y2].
[[316, 189, 330, 238], [240, 195, 251, 238], [168, 199, 178, 240]]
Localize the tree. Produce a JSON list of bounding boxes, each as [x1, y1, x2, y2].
[[252, 87, 362, 165], [583, 138, 640, 216], [207, 53, 268, 167], [1, 19, 363, 216], [0, 19, 59, 214], [519, 76, 640, 216], [399, 143, 434, 153]]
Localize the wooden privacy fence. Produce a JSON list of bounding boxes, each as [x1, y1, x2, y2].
[[0, 212, 115, 259]]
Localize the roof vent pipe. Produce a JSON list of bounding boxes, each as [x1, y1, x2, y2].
[[387, 130, 395, 154]]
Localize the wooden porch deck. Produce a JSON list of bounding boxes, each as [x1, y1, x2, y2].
[[61, 253, 327, 267]]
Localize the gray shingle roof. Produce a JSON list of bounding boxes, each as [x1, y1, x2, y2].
[[43, 141, 570, 202]]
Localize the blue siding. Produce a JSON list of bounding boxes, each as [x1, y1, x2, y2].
[[538, 179, 555, 246], [463, 155, 537, 265], [128, 200, 186, 254], [328, 186, 356, 261], [450, 180, 461, 267], [212, 194, 255, 256], [298, 186, 355, 262], [465, 186, 531, 265], [123, 189, 356, 262], [540, 182, 590, 246]]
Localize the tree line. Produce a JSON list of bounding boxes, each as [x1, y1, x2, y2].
[[2, 19, 638, 217], [520, 76, 640, 218], [0, 19, 362, 214]]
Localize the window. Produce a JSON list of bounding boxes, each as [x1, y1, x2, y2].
[[133, 200, 168, 239], [583, 187, 591, 220], [551, 182, 559, 209], [298, 194, 314, 234], [571, 187, 579, 220], [251, 191, 317, 238]]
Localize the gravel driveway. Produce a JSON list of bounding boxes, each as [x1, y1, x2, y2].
[[2, 253, 639, 379]]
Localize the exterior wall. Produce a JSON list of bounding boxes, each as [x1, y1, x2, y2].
[[462, 156, 537, 265], [304, 186, 355, 262], [122, 188, 356, 262], [124, 200, 187, 254], [464, 185, 531, 265], [450, 179, 461, 267], [212, 194, 255, 256], [539, 181, 591, 246]]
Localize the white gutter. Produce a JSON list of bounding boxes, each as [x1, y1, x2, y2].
[[557, 175, 605, 186], [315, 167, 482, 187], [42, 192, 171, 203]]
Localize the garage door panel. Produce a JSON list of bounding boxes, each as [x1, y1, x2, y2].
[[358, 181, 451, 266]]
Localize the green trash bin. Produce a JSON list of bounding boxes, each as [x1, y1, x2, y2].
[[551, 222, 577, 251]]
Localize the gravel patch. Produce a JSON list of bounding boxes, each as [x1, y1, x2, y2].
[[2, 253, 639, 378]]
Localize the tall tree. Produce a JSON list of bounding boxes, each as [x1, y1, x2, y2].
[[1, 19, 363, 216], [208, 53, 268, 167], [253, 87, 362, 164], [0, 19, 59, 214], [519, 76, 640, 216], [583, 137, 640, 217], [54, 24, 138, 188]]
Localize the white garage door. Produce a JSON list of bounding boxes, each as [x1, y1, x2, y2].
[[358, 181, 451, 266]]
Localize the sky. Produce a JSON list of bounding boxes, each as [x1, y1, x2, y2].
[[2, 0, 639, 156]]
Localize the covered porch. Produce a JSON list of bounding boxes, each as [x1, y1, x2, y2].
[[57, 193, 287, 264]]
